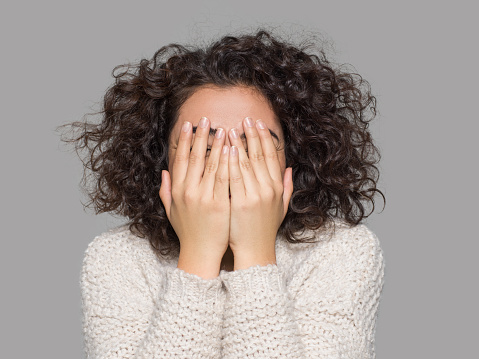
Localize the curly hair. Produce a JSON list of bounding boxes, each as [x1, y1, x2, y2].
[[58, 29, 385, 259]]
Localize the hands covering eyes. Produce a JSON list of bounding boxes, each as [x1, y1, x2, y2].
[[159, 116, 293, 271]]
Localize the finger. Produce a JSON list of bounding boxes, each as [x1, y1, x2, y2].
[[172, 120, 193, 186], [159, 170, 172, 219], [281, 167, 294, 222], [242, 117, 272, 182], [213, 145, 230, 200], [228, 145, 246, 200], [228, 127, 258, 194], [186, 117, 211, 186], [255, 119, 282, 183], [201, 127, 226, 196]]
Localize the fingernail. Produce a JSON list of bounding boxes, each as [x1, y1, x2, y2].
[[231, 145, 238, 156], [182, 121, 191, 132], [245, 117, 254, 127], [215, 128, 224, 139], [230, 128, 239, 139], [222, 145, 228, 155], [199, 117, 209, 128], [256, 119, 266, 129]]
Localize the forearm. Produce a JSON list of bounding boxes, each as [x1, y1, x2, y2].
[[135, 266, 225, 358], [81, 240, 227, 359], [220, 263, 306, 358]]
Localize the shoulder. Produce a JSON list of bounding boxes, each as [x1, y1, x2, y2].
[[280, 219, 383, 264], [82, 224, 158, 265], [331, 220, 383, 257], [314, 220, 384, 274], [283, 219, 385, 299], [80, 225, 165, 318], [80, 224, 164, 294]]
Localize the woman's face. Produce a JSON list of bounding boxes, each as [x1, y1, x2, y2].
[[168, 85, 286, 179]]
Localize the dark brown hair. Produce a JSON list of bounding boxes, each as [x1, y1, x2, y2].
[[58, 29, 385, 258]]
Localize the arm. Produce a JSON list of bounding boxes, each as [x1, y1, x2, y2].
[[220, 263, 306, 358], [220, 225, 385, 359], [80, 233, 225, 359]]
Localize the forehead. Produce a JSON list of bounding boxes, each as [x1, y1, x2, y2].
[[170, 85, 283, 142]]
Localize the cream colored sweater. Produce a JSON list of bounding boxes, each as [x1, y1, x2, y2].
[[80, 219, 385, 358]]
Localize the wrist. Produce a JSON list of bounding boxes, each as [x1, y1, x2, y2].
[[177, 247, 223, 279], [232, 247, 277, 271]]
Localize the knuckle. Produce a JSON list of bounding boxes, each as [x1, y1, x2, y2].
[[178, 133, 191, 144], [183, 188, 197, 202], [220, 153, 229, 164], [274, 183, 284, 194], [239, 159, 252, 171], [235, 196, 257, 210], [232, 199, 244, 210], [248, 131, 260, 140], [213, 200, 228, 211], [194, 129, 207, 139], [261, 187, 275, 200], [204, 161, 217, 174], [215, 174, 227, 185], [198, 195, 210, 206], [265, 151, 278, 161], [250, 194, 261, 205], [230, 175, 243, 184], [174, 153, 189, 163], [171, 187, 182, 199], [237, 203, 248, 211], [249, 152, 265, 163], [188, 152, 201, 165]]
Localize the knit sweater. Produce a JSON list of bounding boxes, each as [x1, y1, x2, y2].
[[80, 219, 385, 358]]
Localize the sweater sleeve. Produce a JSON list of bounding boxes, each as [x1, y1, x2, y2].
[[80, 233, 226, 359], [219, 225, 385, 359]]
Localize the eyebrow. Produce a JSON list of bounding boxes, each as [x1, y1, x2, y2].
[[192, 126, 280, 143]]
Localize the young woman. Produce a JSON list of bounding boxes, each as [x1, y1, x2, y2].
[[64, 29, 385, 358]]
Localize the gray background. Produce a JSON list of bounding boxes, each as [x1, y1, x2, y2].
[[1, 0, 477, 357]]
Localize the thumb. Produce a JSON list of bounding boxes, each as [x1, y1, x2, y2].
[[159, 170, 172, 218], [282, 167, 294, 222]]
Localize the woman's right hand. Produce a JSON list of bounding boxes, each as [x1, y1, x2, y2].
[[159, 117, 230, 277]]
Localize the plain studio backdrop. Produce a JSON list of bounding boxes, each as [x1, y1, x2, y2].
[[1, 0, 477, 357]]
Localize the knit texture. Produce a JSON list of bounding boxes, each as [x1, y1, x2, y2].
[[80, 219, 385, 358]]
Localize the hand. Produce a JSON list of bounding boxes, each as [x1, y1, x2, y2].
[[159, 117, 231, 267], [227, 117, 293, 269]]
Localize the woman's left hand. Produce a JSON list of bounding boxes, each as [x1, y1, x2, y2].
[[227, 117, 293, 270]]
